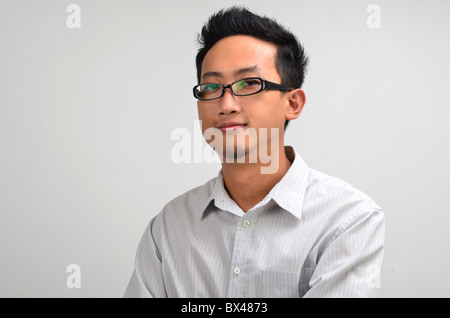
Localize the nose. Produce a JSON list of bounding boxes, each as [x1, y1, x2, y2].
[[218, 87, 241, 115]]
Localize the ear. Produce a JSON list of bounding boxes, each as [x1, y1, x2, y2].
[[284, 89, 306, 121]]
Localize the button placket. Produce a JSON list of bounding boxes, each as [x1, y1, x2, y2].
[[226, 210, 259, 297]]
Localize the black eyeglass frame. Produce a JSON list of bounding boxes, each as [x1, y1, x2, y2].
[[193, 77, 294, 101]]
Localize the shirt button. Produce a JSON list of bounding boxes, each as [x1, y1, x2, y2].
[[242, 220, 250, 228], [233, 267, 241, 275]]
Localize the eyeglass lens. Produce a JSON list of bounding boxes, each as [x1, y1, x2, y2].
[[196, 78, 263, 100]]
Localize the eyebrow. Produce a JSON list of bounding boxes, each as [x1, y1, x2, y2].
[[201, 65, 261, 81]]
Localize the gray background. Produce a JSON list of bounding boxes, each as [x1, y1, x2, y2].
[[1, 0, 449, 297]]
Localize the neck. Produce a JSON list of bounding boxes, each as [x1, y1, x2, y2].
[[221, 144, 292, 213]]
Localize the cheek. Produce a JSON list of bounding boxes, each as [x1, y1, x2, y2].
[[249, 96, 285, 127], [197, 104, 207, 121], [197, 102, 203, 119], [270, 96, 288, 124], [197, 105, 213, 130]]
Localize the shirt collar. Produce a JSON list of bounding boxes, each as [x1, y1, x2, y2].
[[267, 146, 309, 220], [203, 146, 309, 220]]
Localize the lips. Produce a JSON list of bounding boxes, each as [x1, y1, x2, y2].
[[216, 122, 247, 132]]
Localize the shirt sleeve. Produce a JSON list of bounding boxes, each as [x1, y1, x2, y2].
[[124, 216, 167, 298], [303, 208, 385, 298]]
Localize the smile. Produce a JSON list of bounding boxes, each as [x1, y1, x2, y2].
[[216, 122, 247, 132]]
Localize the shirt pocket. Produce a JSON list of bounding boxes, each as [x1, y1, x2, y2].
[[262, 270, 300, 298]]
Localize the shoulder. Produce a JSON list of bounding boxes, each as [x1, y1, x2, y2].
[[148, 176, 217, 250], [303, 168, 384, 236], [303, 168, 385, 251], [307, 168, 382, 212], [153, 176, 217, 228], [165, 177, 216, 212]]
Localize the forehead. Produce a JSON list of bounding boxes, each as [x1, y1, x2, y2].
[[201, 35, 279, 80]]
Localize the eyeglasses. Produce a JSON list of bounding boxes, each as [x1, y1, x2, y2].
[[193, 77, 293, 101]]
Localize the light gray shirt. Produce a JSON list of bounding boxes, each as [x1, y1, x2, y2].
[[124, 146, 385, 298]]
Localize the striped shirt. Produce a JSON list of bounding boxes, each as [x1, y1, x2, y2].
[[124, 146, 385, 298]]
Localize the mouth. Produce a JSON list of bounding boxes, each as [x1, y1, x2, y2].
[[215, 122, 248, 132]]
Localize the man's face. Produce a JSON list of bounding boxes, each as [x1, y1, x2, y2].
[[197, 35, 288, 161]]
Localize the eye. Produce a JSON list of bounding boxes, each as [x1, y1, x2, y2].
[[203, 84, 219, 92], [243, 79, 259, 86], [233, 78, 261, 92], [232, 78, 263, 95]]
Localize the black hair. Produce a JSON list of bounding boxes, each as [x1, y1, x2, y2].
[[195, 6, 309, 130]]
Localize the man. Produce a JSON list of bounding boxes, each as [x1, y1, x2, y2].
[[125, 6, 385, 298]]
